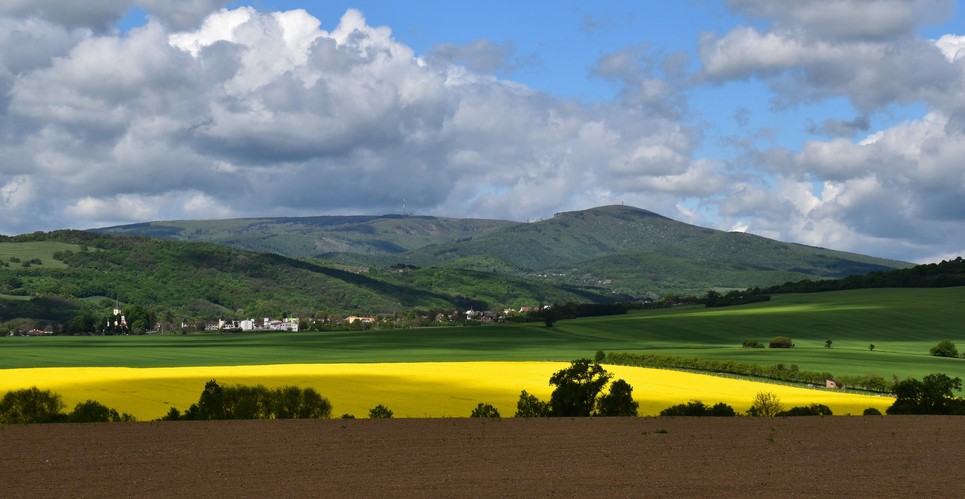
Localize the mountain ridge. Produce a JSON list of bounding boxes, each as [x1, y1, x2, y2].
[[91, 204, 912, 297]]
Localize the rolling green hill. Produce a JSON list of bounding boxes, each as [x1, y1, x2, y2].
[[0, 231, 622, 328], [92, 205, 913, 297]]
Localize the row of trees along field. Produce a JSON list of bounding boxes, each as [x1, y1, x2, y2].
[[6, 362, 965, 423], [603, 352, 892, 393], [763, 257, 965, 294]]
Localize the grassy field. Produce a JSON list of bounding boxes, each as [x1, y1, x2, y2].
[[0, 241, 84, 269], [0, 363, 892, 420], [2, 287, 962, 380]]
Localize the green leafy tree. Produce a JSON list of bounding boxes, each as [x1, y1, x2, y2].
[[66, 312, 96, 335], [596, 379, 638, 417], [160, 407, 182, 421], [369, 404, 394, 419], [291, 387, 332, 419], [469, 403, 501, 418], [887, 373, 965, 415], [548, 359, 612, 417], [824, 339, 832, 349], [194, 379, 228, 419], [929, 340, 959, 358], [514, 390, 550, 417], [747, 391, 783, 417], [546, 359, 638, 417], [0, 387, 65, 423]]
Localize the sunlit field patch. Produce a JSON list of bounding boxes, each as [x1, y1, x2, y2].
[[0, 362, 893, 420]]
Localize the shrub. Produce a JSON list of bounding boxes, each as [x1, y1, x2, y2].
[[708, 402, 737, 417], [741, 340, 763, 348], [660, 400, 709, 417], [863, 407, 882, 416], [769, 336, 794, 348], [470, 403, 501, 418], [160, 407, 181, 421], [659, 400, 736, 417], [368, 404, 394, 419], [778, 404, 832, 416], [68, 400, 135, 422], [929, 340, 959, 358]]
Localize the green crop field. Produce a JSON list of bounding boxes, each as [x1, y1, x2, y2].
[[2, 287, 963, 385]]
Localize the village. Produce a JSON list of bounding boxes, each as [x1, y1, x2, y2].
[[204, 306, 547, 333]]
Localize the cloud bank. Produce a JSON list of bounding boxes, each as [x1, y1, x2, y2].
[[1, 2, 964, 263]]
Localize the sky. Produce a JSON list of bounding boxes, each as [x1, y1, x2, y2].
[[2, 1, 965, 263]]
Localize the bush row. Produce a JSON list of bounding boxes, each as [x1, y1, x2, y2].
[[604, 352, 891, 393]]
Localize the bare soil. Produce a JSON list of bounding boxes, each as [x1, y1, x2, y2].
[[2, 416, 963, 498]]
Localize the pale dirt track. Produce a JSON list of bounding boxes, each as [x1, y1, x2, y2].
[[2, 416, 964, 498]]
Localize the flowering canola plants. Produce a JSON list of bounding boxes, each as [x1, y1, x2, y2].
[[0, 363, 892, 420]]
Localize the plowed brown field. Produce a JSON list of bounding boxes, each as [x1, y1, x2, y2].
[[3, 416, 963, 498]]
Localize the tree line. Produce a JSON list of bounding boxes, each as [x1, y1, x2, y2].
[[763, 257, 965, 294]]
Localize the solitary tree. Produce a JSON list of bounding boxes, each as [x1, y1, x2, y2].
[[514, 390, 550, 417], [825, 339, 832, 349], [747, 391, 784, 417], [0, 387, 65, 424]]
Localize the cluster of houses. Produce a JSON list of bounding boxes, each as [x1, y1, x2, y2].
[[202, 317, 300, 332]]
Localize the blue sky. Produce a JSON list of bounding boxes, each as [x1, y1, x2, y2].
[[2, 1, 965, 263]]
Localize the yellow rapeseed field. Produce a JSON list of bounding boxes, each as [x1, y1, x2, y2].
[[0, 362, 893, 420]]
